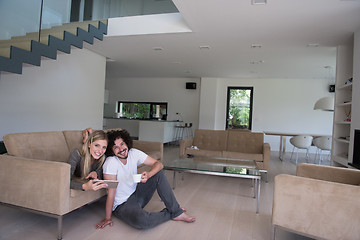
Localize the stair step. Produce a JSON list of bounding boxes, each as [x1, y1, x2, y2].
[[0, 48, 10, 58], [0, 41, 32, 57]]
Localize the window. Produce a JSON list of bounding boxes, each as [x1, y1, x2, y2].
[[116, 101, 168, 120], [226, 87, 253, 130]]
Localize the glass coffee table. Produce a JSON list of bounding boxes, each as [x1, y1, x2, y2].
[[163, 156, 261, 213]]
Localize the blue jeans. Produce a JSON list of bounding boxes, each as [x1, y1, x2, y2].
[[113, 170, 183, 229]]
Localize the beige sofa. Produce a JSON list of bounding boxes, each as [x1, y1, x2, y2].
[[179, 129, 270, 171], [0, 129, 163, 240], [272, 163, 360, 240]]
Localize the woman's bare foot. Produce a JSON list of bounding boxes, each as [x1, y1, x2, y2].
[[173, 212, 196, 223]]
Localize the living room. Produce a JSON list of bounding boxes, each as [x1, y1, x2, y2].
[[1, 0, 360, 239]]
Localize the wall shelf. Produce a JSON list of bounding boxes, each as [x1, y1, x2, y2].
[[336, 82, 352, 90], [336, 102, 352, 107], [335, 138, 350, 144], [335, 121, 351, 125]]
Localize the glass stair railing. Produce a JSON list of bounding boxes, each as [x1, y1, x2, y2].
[[0, 20, 107, 59], [0, 20, 108, 74]]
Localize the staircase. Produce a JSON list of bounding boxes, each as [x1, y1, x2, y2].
[[0, 20, 107, 74]]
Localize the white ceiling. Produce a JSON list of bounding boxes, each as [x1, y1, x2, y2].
[[88, 0, 360, 79]]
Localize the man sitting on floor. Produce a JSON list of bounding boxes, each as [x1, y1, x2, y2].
[[96, 129, 195, 229]]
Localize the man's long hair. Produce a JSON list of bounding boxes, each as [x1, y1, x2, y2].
[[106, 129, 133, 157]]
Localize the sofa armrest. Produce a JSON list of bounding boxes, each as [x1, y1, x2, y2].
[[296, 163, 360, 185], [179, 138, 193, 156], [133, 140, 163, 162], [0, 154, 71, 215], [272, 174, 360, 240], [262, 142, 270, 170]]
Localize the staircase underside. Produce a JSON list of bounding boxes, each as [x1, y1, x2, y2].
[[0, 20, 107, 74]]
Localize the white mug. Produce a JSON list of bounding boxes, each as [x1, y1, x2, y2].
[[132, 174, 142, 183]]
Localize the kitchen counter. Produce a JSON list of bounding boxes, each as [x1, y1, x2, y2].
[[103, 118, 183, 143], [104, 117, 180, 122]]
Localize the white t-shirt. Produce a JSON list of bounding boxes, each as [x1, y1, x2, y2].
[[103, 148, 148, 211]]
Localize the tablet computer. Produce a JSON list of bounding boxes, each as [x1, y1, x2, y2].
[[93, 179, 119, 188]]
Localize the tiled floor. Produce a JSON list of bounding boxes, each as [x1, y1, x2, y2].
[[0, 145, 322, 240]]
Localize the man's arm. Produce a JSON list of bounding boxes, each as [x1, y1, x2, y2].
[[95, 173, 117, 229], [141, 156, 163, 182]]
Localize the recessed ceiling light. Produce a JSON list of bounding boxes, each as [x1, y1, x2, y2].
[[199, 45, 211, 50], [307, 43, 319, 47], [153, 47, 164, 51], [251, 44, 262, 48], [250, 60, 264, 64], [252, 0, 267, 5]]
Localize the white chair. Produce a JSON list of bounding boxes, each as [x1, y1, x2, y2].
[[289, 135, 313, 164], [313, 136, 331, 165]]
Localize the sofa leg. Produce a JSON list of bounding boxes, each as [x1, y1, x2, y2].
[[57, 216, 63, 240]]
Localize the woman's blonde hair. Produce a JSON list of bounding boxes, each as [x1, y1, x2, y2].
[[80, 130, 108, 179]]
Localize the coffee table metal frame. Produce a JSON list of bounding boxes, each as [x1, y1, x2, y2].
[[163, 157, 261, 214]]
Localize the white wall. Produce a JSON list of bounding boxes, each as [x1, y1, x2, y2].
[[198, 78, 218, 129], [105, 77, 201, 136], [0, 48, 106, 140], [199, 77, 334, 153]]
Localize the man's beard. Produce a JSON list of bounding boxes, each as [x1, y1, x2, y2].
[[115, 149, 128, 159]]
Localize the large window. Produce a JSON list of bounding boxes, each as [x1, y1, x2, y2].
[[116, 101, 168, 120], [226, 87, 253, 130]]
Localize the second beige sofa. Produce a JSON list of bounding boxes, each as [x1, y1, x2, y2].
[[179, 129, 270, 171], [272, 163, 360, 240]]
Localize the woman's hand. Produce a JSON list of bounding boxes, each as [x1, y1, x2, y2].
[[96, 218, 113, 229], [82, 179, 108, 191], [86, 171, 98, 180]]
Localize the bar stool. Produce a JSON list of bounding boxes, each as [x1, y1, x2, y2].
[[173, 123, 193, 143], [174, 124, 185, 143], [184, 123, 193, 139]]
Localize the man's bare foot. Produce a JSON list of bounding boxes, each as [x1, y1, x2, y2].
[[173, 212, 196, 223]]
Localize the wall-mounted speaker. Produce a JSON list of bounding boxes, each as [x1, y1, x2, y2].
[[186, 82, 196, 89]]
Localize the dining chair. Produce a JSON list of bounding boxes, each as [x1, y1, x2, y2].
[[313, 136, 332, 165], [289, 135, 313, 164]]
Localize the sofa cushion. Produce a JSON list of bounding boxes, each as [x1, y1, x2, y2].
[[192, 129, 228, 151], [3, 132, 70, 163], [222, 151, 263, 162], [70, 188, 106, 211], [226, 131, 264, 154]]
